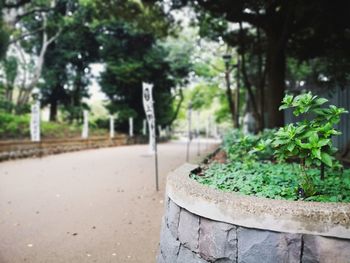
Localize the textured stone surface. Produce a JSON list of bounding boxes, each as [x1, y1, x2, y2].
[[159, 218, 180, 263], [237, 227, 302, 263], [159, 167, 350, 263], [177, 245, 208, 263], [199, 217, 237, 262], [302, 235, 350, 263], [166, 198, 181, 239], [167, 163, 350, 239], [158, 197, 350, 263], [156, 253, 166, 263], [0, 135, 136, 162], [178, 208, 200, 252]]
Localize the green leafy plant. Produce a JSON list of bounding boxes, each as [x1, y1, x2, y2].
[[223, 129, 275, 163], [193, 92, 349, 202], [272, 92, 347, 197]]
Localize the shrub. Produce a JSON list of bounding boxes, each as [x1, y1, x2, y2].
[[193, 92, 350, 202], [275, 92, 347, 170], [270, 92, 347, 197], [223, 129, 275, 162], [0, 111, 30, 139]]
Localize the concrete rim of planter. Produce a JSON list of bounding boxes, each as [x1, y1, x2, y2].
[[167, 163, 350, 239]]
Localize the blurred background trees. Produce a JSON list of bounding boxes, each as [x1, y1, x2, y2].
[[0, 0, 349, 139]]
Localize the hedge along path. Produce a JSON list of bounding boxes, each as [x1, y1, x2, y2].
[[0, 135, 151, 162]]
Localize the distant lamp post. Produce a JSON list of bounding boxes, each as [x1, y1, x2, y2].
[[222, 54, 240, 129], [32, 87, 40, 101], [222, 54, 232, 68]]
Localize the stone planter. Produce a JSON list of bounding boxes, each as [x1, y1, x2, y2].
[[158, 163, 350, 263]]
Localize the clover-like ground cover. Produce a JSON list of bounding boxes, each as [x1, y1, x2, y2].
[[192, 159, 350, 202]]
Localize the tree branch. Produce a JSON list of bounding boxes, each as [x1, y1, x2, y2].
[[196, 0, 266, 29], [166, 88, 184, 126], [238, 22, 260, 122], [4, 0, 30, 8], [15, 7, 52, 22], [8, 27, 44, 44]]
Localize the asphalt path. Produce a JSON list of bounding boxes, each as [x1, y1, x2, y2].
[[0, 139, 218, 263]]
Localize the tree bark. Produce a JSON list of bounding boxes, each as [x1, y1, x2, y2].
[[15, 7, 61, 109], [238, 23, 261, 131], [166, 88, 184, 126], [266, 33, 286, 128], [49, 99, 58, 121], [256, 26, 266, 132], [225, 69, 236, 127]]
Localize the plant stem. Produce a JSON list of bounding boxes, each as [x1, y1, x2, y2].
[[320, 163, 325, 180]]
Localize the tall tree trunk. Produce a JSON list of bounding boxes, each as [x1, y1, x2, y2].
[[238, 22, 261, 132], [15, 9, 61, 109], [225, 69, 236, 127], [49, 99, 58, 121], [266, 34, 286, 128], [166, 89, 184, 126], [256, 26, 266, 132]]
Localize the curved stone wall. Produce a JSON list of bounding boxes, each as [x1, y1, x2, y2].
[[157, 164, 350, 263], [0, 135, 149, 161]]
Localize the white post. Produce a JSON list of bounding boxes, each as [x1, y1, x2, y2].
[[129, 117, 133, 137], [82, 110, 89, 139], [213, 123, 218, 138], [110, 115, 115, 138], [243, 112, 255, 135], [158, 125, 162, 138], [142, 119, 147, 136], [186, 103, 192, 162], [30, 100, 41, 142], [196, 111, 200, 156], [208, 116, 212, 137], [206, 117, 210, 149], [143, 82, 159, 191]]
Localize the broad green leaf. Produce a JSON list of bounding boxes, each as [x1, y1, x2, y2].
[[305, 158, 313, 166], [295, 125, 306, 134], [315, 98, 328, 105], [279, 105, 289, 110], [311, 148, 321, 159], [287, 143, 295, 152], [321, 152, 333, 167], [318, 139, 330, 147], [309, 132, 319, 145], [298, 142, 311, 149]]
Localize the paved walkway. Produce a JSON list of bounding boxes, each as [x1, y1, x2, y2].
[[0, 140, 218, 263]]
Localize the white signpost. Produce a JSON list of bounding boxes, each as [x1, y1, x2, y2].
[[243, 112, 256, 135], [82, 110, 89, 139], [196, 111, 200, 156], [30, 100, 41, 142], [142, 119, 147, 136], [166, 126, 170, 138], [206, 116, 210, 149], [110, 115, 115, 138], [158, 125, 162, 138], [143, 84, 156, 154], [142, 82, 159, 191], [213, 123, 218, 138], [129, 117, 133, 137]]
